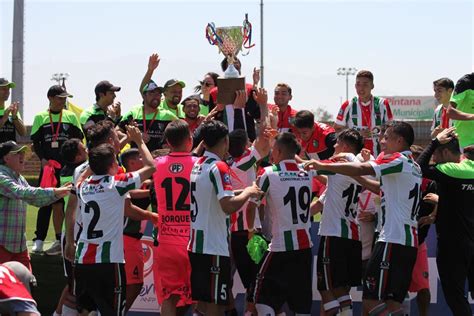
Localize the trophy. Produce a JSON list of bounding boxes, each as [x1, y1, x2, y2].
[[206, 14, 255, 104]]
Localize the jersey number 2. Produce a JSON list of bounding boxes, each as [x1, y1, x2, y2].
[[161, 177, 190, 211], [85, 201, 103, 239]]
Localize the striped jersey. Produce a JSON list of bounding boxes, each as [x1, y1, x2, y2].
[[188, 151, 235, 256], [431, 104, 453, 131], [335, 96, 393, 156], [258, 160, 313, 252], [318, 154, 362, 240], [75, 172, 141, 264], [70, 161, 90, 242], [229, 147, 262, 232], [153, 152, 197, 246], [368, 151, 422, 247]]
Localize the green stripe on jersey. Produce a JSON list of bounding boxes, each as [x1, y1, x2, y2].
[[209, 172, 219, 193], [101, 241, 111, 263], [195, 230, 204, 253], [284, 230, 294, 251], [272, 164, 281, 172], [404, 224, 412, 247], [205, 158, 216, 164], [341, 218, 348, 238], [115, 183, 136, 196], [381, 162, 403, 176], [237, 156, 257, 171], [237, 213, 244, 231], [260, 176, 270, 193], [76, 242, 84, 262]]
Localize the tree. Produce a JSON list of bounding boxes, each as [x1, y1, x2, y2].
[[312, 107, 334, 123]]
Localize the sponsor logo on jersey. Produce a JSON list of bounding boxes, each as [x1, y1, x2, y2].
[[313, 140, 319, 148], [223, 173, 231, 184], [169, 163, 184, 174], [380, 261, 390, 270], [462, 184, 474, 191], [210, 265, 221, 274]]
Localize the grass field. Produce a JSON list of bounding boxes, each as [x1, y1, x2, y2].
[[26, 205, 56, 248]]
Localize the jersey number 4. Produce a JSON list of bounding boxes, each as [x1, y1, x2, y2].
[[284, 186, 310, 224]]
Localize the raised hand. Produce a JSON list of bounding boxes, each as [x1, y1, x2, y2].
[[126, 125, 144, 144], [436, 126, 457, 144], [233, 90, 247, 109], [253, 67, 261, 86], [253, 88, 268, 106], [148, 53, 160, 71]]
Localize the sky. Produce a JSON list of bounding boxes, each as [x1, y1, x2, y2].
[[0, 0, 473, 124]]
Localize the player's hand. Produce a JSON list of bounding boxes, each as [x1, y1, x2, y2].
[[246, 182, 264, 199], [304, 159, 322, 171], [148, 53, 160, 71], [436, 126, 457, 144], [108, 101, 121, 119], [126, 125, 144, 144], [233, 90, 247, 109], [358, 210, 375, 222], [252, 67, 261, 86], [148, 213, 159, 227], [423, 193, 439, 205], [418, 214, 436, 227], [360, 148, 372, 162], [253, 88, 268, 107], [10, 102, 19, 117], [64, 241, 76, 262], [263, 127, 278, 139], [53, 184, 72, 199], [359, 128, 371, 138], [431, 125, 444, 138], [329, 153, 350, 162]]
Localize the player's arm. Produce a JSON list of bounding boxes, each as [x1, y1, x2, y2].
[[139, 53, 160, 96], [126, 125, 156, 182], [128, 189, 150, 199], [305, 159, 376, 177], [246, 203, 257, 239], [352, 176, 380, 194], [64, 193, 78, 262], [447, 102, 474, 121], [124, 198, 158, 225], [219, 183, 262, 215]]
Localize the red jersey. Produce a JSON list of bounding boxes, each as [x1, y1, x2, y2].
[[269, 104, 298, 132], [0, 265, 35, 304], [183, 118, 199, 134], [153, 152, 197, 246], [298, 122, 336, 160]]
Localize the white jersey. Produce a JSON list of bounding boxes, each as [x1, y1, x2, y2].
[[188, 151, 235, 257], [229, 147, 262, 232], [318, 153, 362, 240], [368, 151, 422, 247], [71, 161, 90, 241], [75, 172, 141, 264], [258, 159, 313, 252]]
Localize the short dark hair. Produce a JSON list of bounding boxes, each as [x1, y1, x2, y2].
[[337, 129, 364, 154], [275, 132, 299, 156], [386, 121, 415, 147], [87, 120, 115, 149], [463, 145, 474, 160], [165, 120, 190, 148], [275, 83, 292, 95], [294, 110, 314, 129], [433, 77, 454, 90], [229, 129, 248, 158], [60, 139, 82, 164], [356, 70, 374, 83], [435, 137, 461, 156], [201, 120, 228, 148], [181, 96, 200, 107], [220, 57, 241, 72], [88, 143, 116, 175], [119, 148, 140, 170]]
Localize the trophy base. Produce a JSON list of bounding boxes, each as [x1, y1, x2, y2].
[[217, 77, 246, 105]]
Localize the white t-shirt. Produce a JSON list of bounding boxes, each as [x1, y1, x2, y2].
[[188, 151, 235, 257], [368, 151, 422, 247], [75, 172, 141, 264]]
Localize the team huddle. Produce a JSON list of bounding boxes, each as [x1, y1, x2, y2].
[[1, 59, 474, 316]]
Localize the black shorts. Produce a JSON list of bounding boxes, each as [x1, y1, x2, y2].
[[253, 248, 313, 314], [74, 263, 126, 315], [317, 236, 362, 291], [61, 233, 75, 293], [363, 242, 417, 303], [188, 252, 231, 306], [230, 231, 258, 289]]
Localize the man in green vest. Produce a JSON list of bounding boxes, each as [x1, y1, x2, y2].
[[0, 78, 26, 143]]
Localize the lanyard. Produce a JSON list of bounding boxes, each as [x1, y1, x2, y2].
[[142, 107, 158, 135], [49, 110, 63, 142]]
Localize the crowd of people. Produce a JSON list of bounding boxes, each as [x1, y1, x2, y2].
[[0, 55, 473, 316]]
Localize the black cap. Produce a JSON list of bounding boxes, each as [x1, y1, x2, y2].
[[0, 78, 15, 88], [163, 79, 185, 90], [95, 80, 121, 96], [0, 141, 28, 162], [47, 85, 73, 98]]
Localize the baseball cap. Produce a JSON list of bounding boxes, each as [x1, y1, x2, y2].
[[0, 78, 16, 88], [142, 80, 163, 94], [163, 79, 185, 90], [47, 85, 73, 98], [0, 141, 28, 162], [95, 80, 121, 96]]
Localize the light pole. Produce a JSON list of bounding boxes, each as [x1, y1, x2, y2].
[[337, 67, 357, 102]]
